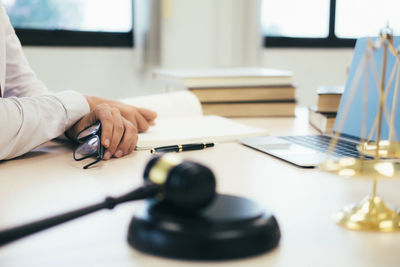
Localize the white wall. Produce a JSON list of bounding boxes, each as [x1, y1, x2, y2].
[[22, 46, 163, 100], [23, 47, 354, 107], [159, 0, 261, 68], [262, 48, 354, 106], [21, 0, 356, 107], [160, 0, 218, 68]]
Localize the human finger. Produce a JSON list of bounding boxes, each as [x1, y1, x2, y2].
[[114, 118, 138, 158], [134, 112, 152, 133], [103, 108, 124, 160], [137, 107, 157, 125], [90, 104, 115, 149]]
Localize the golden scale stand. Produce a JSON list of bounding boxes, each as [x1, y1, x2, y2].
[[320, 28, 400, 232]]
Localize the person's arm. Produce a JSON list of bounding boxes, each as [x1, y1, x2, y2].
[[0, 93, 89, 160], [0, 6, 157, 160], [0, 7, 90, 160], [1, 7, 50, 98]]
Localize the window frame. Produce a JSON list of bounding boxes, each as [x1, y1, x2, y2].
[[14, 28, 134, 47], [6, 1, 134, 48], [263, 0, 356, 48]]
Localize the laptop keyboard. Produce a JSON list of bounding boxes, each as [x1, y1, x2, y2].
[[280, 135, 362, 158]]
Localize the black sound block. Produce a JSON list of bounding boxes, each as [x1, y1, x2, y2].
[[127, 194, 281, 260]]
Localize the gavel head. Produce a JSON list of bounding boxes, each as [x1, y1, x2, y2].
[[143, 153, 217, 212]]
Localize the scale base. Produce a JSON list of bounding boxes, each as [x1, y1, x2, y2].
[[127, 194, 280, 260], [335, 195, 400, 232]]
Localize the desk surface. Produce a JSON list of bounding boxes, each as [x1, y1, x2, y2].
[[1, 109, 400, 267]]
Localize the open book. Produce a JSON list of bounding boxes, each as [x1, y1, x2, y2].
[[122, 91, 268, 149]]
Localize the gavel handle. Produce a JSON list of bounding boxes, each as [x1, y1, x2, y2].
[[0, 184, 160, 247]]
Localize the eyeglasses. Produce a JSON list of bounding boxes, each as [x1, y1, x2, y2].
[[73, 121, 104, 169]]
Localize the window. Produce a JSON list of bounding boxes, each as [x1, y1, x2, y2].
[[3, 0, 133, 47], [335, 0, 400, 38], [261, 0, 400, 47]]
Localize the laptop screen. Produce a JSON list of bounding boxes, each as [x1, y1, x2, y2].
[[334, 36, 400, 142]]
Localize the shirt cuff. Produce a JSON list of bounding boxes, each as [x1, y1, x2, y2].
[[52, 90, 90, 129]]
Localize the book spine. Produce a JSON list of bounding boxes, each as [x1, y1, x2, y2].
[[189, 87, 296, 102], [202, 102, 296, 117]]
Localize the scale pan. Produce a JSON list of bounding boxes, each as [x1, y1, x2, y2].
[[357, 141, 400, 158], [319, 157, 400, 179]]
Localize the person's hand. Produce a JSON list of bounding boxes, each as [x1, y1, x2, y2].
[[85, 96, 157, 132], [66, 104, 138, 160]]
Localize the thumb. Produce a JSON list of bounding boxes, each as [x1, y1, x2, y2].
[[137, 107, 157, 123]]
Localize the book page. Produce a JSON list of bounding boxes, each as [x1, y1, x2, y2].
[[121, 91, 203, 119], [136, 115, 268, 149], [120, 91, 268, 149]]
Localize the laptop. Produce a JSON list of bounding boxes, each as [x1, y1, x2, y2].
[[240, 35, 400, 168]]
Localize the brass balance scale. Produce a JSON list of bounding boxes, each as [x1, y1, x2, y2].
[[320, 28, 400, 232]]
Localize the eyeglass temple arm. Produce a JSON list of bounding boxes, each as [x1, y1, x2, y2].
[[83, 158, 102, 169]]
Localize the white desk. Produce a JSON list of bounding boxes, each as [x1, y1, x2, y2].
[[1, 109, 400, 267]]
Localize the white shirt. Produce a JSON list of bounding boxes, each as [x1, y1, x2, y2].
[[0, 5, 90, 160]]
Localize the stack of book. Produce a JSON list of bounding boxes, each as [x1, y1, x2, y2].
[[308, 85, 344, 133], [153, 67, 296, 117]]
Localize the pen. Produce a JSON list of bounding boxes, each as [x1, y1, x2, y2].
[[150, 143, 215, 154]]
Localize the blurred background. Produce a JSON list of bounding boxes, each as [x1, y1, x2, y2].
[[3, 0, 400, 106]]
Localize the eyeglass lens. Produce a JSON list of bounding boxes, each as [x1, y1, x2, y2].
[[77, 122, 101, 142], [74, 136, 100, 160]]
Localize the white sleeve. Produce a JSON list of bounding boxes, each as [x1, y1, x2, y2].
[[2, 6, 50, 97], [0, 92, 89, 160], [0, 7, 90, 160]]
